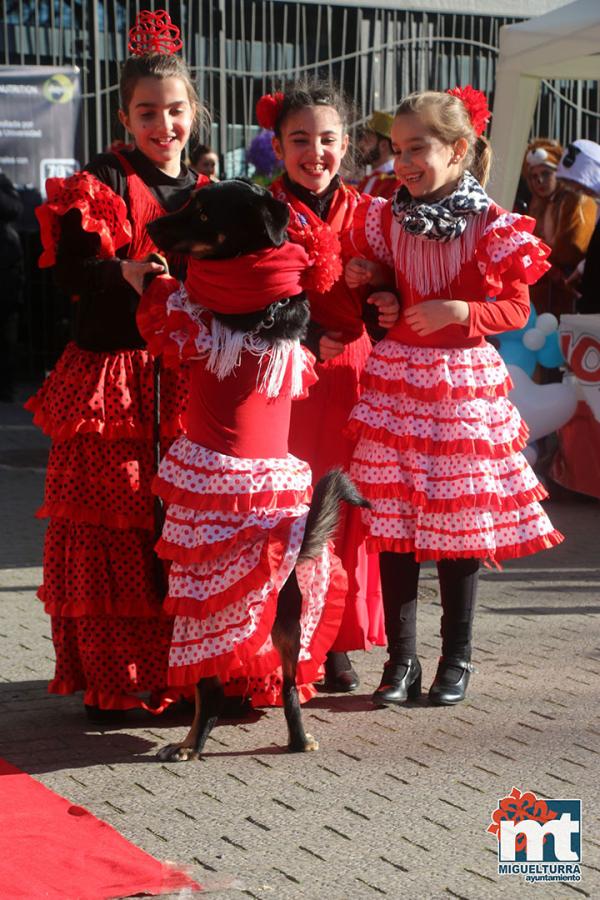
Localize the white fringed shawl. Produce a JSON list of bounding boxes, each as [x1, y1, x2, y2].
[[390, 212, 489, 297], [206, 317, 307, 398]]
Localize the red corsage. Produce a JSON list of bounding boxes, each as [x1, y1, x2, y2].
[[447, 85, 491, 137], [256, 92, 285, 131], [128, 9, 183, 56], [299, 223, 343, 294]]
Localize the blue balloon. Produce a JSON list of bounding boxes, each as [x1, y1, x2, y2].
[[537, 331, 564, 368], [499, 340, 537, 376]]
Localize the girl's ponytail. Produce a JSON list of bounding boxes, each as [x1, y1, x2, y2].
[[471, 135, 492, 187]]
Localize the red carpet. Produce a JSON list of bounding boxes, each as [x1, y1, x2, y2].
[[0, 758, 202, 899]]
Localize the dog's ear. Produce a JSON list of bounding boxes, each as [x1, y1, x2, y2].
[[262, 194, 290, 246]]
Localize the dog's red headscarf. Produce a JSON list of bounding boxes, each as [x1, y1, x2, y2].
[[184, 242, 312, 314]]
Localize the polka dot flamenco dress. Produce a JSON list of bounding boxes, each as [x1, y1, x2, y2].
[[27, 165, 202, 711], [343, 197, 564, 563], [137, 276, 346, 706], [269, 175, 386, 653]]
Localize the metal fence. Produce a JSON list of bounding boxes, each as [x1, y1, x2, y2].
[[3, 0, 600, 176], [2, 0, 599, 375]]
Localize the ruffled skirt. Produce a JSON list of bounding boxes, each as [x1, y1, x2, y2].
[[347, 340, 563, 562], [289, 330, 385, 651], [27, 342, 189, 710], [154, 437, 347, 704]]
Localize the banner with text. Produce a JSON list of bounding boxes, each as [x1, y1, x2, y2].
[[0, 65, 81, 196]]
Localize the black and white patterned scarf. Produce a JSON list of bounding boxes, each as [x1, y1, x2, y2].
[[391, 171, 490, 242]]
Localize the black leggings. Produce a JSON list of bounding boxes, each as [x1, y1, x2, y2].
[[379, 552, 479, 660]]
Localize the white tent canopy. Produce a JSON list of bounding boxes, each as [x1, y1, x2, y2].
[[488, 0, 600, 209], [274, 1, 566, 13]]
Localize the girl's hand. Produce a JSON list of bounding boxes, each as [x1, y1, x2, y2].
[[404, 300, 470, 336], [345, 257, 384, 288], [368, 291, 400, 329], [319, 331, 345, 361], [121, 258, 165, 295]]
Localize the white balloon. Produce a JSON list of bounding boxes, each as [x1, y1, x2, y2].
[[522, 328, 546, 351], [507, 364, 578, 440], [536, 312, 559, 335]]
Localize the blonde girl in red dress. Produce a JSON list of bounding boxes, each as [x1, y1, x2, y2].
[[256, 84, 398, 692], [27, 12, 208, 718], [343, 87, 563, 707]]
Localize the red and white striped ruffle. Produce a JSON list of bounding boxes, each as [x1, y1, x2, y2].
[[349, 390, 527, 458], [351, 442, 547, 512], [361, 497, 561, 561], [348, 339, 563, 561], [154, 436, 312, 515], [359, 339, 512, 401], [154, 438, 346, 692]]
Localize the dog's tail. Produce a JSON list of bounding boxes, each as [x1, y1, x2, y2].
[[298, 469, 370, 562]]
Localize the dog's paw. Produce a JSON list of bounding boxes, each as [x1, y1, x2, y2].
[[288, 733, 319, 753], [156, 743, 200, 762], [142, 252, 169, 292]]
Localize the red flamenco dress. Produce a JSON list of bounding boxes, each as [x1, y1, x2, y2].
[[270, 175, 386, 652], [137, 249, 346, 705], [343, 195, 564, 563], [27, 149, 207, 711]]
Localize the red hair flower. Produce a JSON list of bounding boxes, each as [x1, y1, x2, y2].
[[128, 9, 183, 56], [447, 85, 491, 137], [256, 92, 285, 131]]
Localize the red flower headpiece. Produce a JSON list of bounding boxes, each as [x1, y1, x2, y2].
[[447, 85, 491, 137], [256, 92, 285, 131], [128, 9, 183, 56]]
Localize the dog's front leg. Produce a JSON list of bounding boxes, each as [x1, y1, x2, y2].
[[273, 573, 318, 752], [156, 677, 224, 762]]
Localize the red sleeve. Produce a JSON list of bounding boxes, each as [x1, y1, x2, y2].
[[475, 209, 551, 293], [137, 275, 212, 365], [35, 171, 132, 268], [340, 194, 395, 271], [466, 208, 548, 338], [467, 277, 530, 338]]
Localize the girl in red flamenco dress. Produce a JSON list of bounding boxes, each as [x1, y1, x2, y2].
[[343, 88, 564, 708], [26, 15, 209, 718], [257, 84, 399, 692]]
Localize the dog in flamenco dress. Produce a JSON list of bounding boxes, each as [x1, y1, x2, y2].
[[141, 179, 368, 760]]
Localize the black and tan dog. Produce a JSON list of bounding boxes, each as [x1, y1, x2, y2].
[[144, 180, 368, 760]]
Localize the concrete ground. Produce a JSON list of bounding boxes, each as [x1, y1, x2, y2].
[[0, 392, 599, 899]]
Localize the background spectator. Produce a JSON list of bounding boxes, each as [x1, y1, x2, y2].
[[189, 143, 220, 181], [557, 139, 600, 314], [356, 111, 399, 199], [524, 138, 596, 317]]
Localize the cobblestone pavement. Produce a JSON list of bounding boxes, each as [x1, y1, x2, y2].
[[1, 397, 599, 899]]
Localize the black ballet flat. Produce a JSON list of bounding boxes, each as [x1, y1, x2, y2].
[[428, 657, 474, 706], [318, 652, 360, 693], [372, 657, 422, 706]]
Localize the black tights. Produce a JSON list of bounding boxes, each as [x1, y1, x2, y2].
[[379, 552, 479, 660]]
